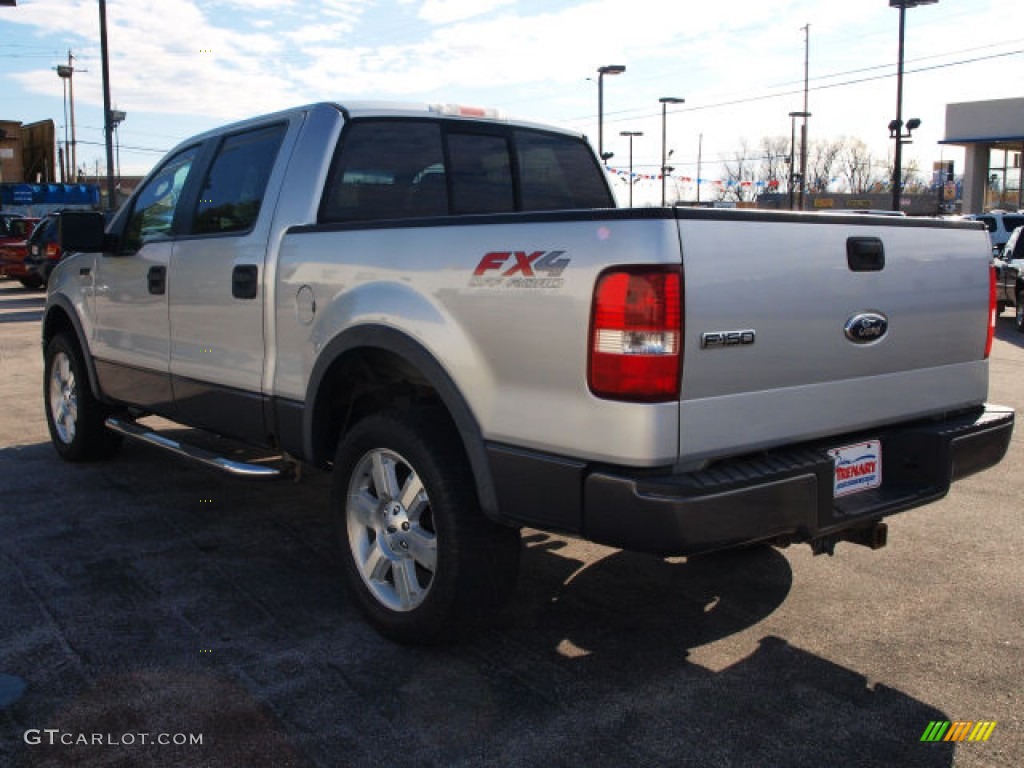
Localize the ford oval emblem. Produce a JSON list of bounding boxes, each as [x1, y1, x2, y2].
[[844, 312, 888, 344]]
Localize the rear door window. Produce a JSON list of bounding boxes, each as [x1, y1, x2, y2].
[[192, 124, 286, 235], [320, 121, 446, 223]]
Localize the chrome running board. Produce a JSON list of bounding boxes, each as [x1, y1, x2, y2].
[[105, 417, 283, 479]]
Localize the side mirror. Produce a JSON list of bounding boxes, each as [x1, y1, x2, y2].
[[59, 211, 107, 253]]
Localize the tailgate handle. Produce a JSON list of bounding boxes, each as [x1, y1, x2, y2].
[[847, 237, 885, 272]]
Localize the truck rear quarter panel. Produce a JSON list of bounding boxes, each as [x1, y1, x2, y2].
[[274, 212, 683, 466]]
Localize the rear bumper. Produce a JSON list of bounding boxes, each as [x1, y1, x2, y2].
[[488, 404, 1014, 556]]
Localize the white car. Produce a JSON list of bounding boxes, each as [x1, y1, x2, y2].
[[965, 210, 1024, 255]]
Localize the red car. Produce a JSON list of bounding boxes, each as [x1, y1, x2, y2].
[[0, 217, 42, 288]]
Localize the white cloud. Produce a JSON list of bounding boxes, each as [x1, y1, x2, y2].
[[416, 0, 515, 25]]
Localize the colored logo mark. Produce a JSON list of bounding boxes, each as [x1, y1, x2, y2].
[[920, 721, 996, 742]]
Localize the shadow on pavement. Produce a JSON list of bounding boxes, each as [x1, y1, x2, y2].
[[994, 318, 1024, 346], [0, 310, 43, 325], [0, 441, 955, 767]]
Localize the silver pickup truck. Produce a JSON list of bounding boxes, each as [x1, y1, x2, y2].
[[46, 102, 1013, 642]]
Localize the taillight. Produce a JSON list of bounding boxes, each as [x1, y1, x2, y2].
[[985, 264, 996, 359], [46, 243, 60, 260], [588, 266, 682, 401]]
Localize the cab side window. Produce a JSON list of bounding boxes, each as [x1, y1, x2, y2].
[[122, 146, 199, 252], [193, 124, 286, 235]]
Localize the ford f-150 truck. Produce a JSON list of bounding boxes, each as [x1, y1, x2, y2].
[[46, 102, 1013, 643]]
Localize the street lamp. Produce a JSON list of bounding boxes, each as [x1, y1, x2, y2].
[[620, 130, 642, 207], [659, 97, 684, 206], [788, 110, 811, 210], [597, 65, 626, 162], [110, 109, 126, 198], [56, 61, 76, 182], [889, 0, 938, 211]]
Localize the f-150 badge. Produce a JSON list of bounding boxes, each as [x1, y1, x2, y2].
[[469, 250, 569, 289], [701, 330, 756, 349]]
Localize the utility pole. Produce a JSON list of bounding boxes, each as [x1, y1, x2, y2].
[[799, 23, 810, 210], [99, 0, 117, 210], [696, 133, 703, 205]]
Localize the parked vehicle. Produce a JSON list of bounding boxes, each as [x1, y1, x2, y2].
[[1, 212, 26, 237], [0, 217, 42, 288], [47, 102, 1014, 642], [965, 210, 1024, 255], [24, 212, 69, 288], [995, 225, 1024, 331]]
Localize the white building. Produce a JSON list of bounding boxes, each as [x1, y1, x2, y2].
[[941, 97, 1024, 214]]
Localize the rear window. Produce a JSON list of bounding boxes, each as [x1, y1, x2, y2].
[[8, 219, 35, 238], [515, 129, 614, 210], [319, 119, 612, 224]]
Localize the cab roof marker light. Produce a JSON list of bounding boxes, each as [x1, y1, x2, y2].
[[428, 103, 505, 120]]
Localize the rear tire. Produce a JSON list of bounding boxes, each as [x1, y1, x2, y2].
[[331, 409, 520, 644], [44, 333, 122, 461], [19, 276, 43, 290]]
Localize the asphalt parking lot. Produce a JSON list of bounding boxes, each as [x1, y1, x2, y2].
[[0, 279, 1020, 768]]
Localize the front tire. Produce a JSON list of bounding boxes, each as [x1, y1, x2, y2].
[[44, 333, 121, 461], [1016, 290, 1024, 333], [19, 276, 43, 290], [331, 409, 520, 644]]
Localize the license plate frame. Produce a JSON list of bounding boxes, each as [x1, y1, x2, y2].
[[828, 440, 882, 498]]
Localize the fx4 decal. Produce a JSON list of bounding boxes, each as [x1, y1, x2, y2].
[[469, 250, 570, 289]]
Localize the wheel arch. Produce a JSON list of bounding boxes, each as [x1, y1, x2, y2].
[[42, 298, 105, 403], [303, 325, 501, 521]]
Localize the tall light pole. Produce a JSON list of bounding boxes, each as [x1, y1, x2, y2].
[[620, 131, 642, 207], [799, 24, 810, 211], [696, 133, 703, 205], [111, 109, 126, 200], [597, 65, 625, 162], [659, 97, 684, 207], [890, 0, 938, 211], [788, 110, 810, 210], [56, 54, 77, 181]]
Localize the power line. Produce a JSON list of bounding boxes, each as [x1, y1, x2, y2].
[[585, 47, 1024, 129]]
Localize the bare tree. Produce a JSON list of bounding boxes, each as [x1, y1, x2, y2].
[[884, 151, 924, 195], [759, 136, 791, 196], [838, 138, 885, 193], [807, 138, 844, 193], [720, 139, 758, 202], [721, 137, 792, 202]]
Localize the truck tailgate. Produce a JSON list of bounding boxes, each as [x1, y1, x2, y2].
[[675, 210, 992, 464]]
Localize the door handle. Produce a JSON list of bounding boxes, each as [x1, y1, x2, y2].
[[147, 265, 166, 295], [232, 265, 258, 299]]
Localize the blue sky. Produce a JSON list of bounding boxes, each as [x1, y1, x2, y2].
[[1, 0, 1023, 203]]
